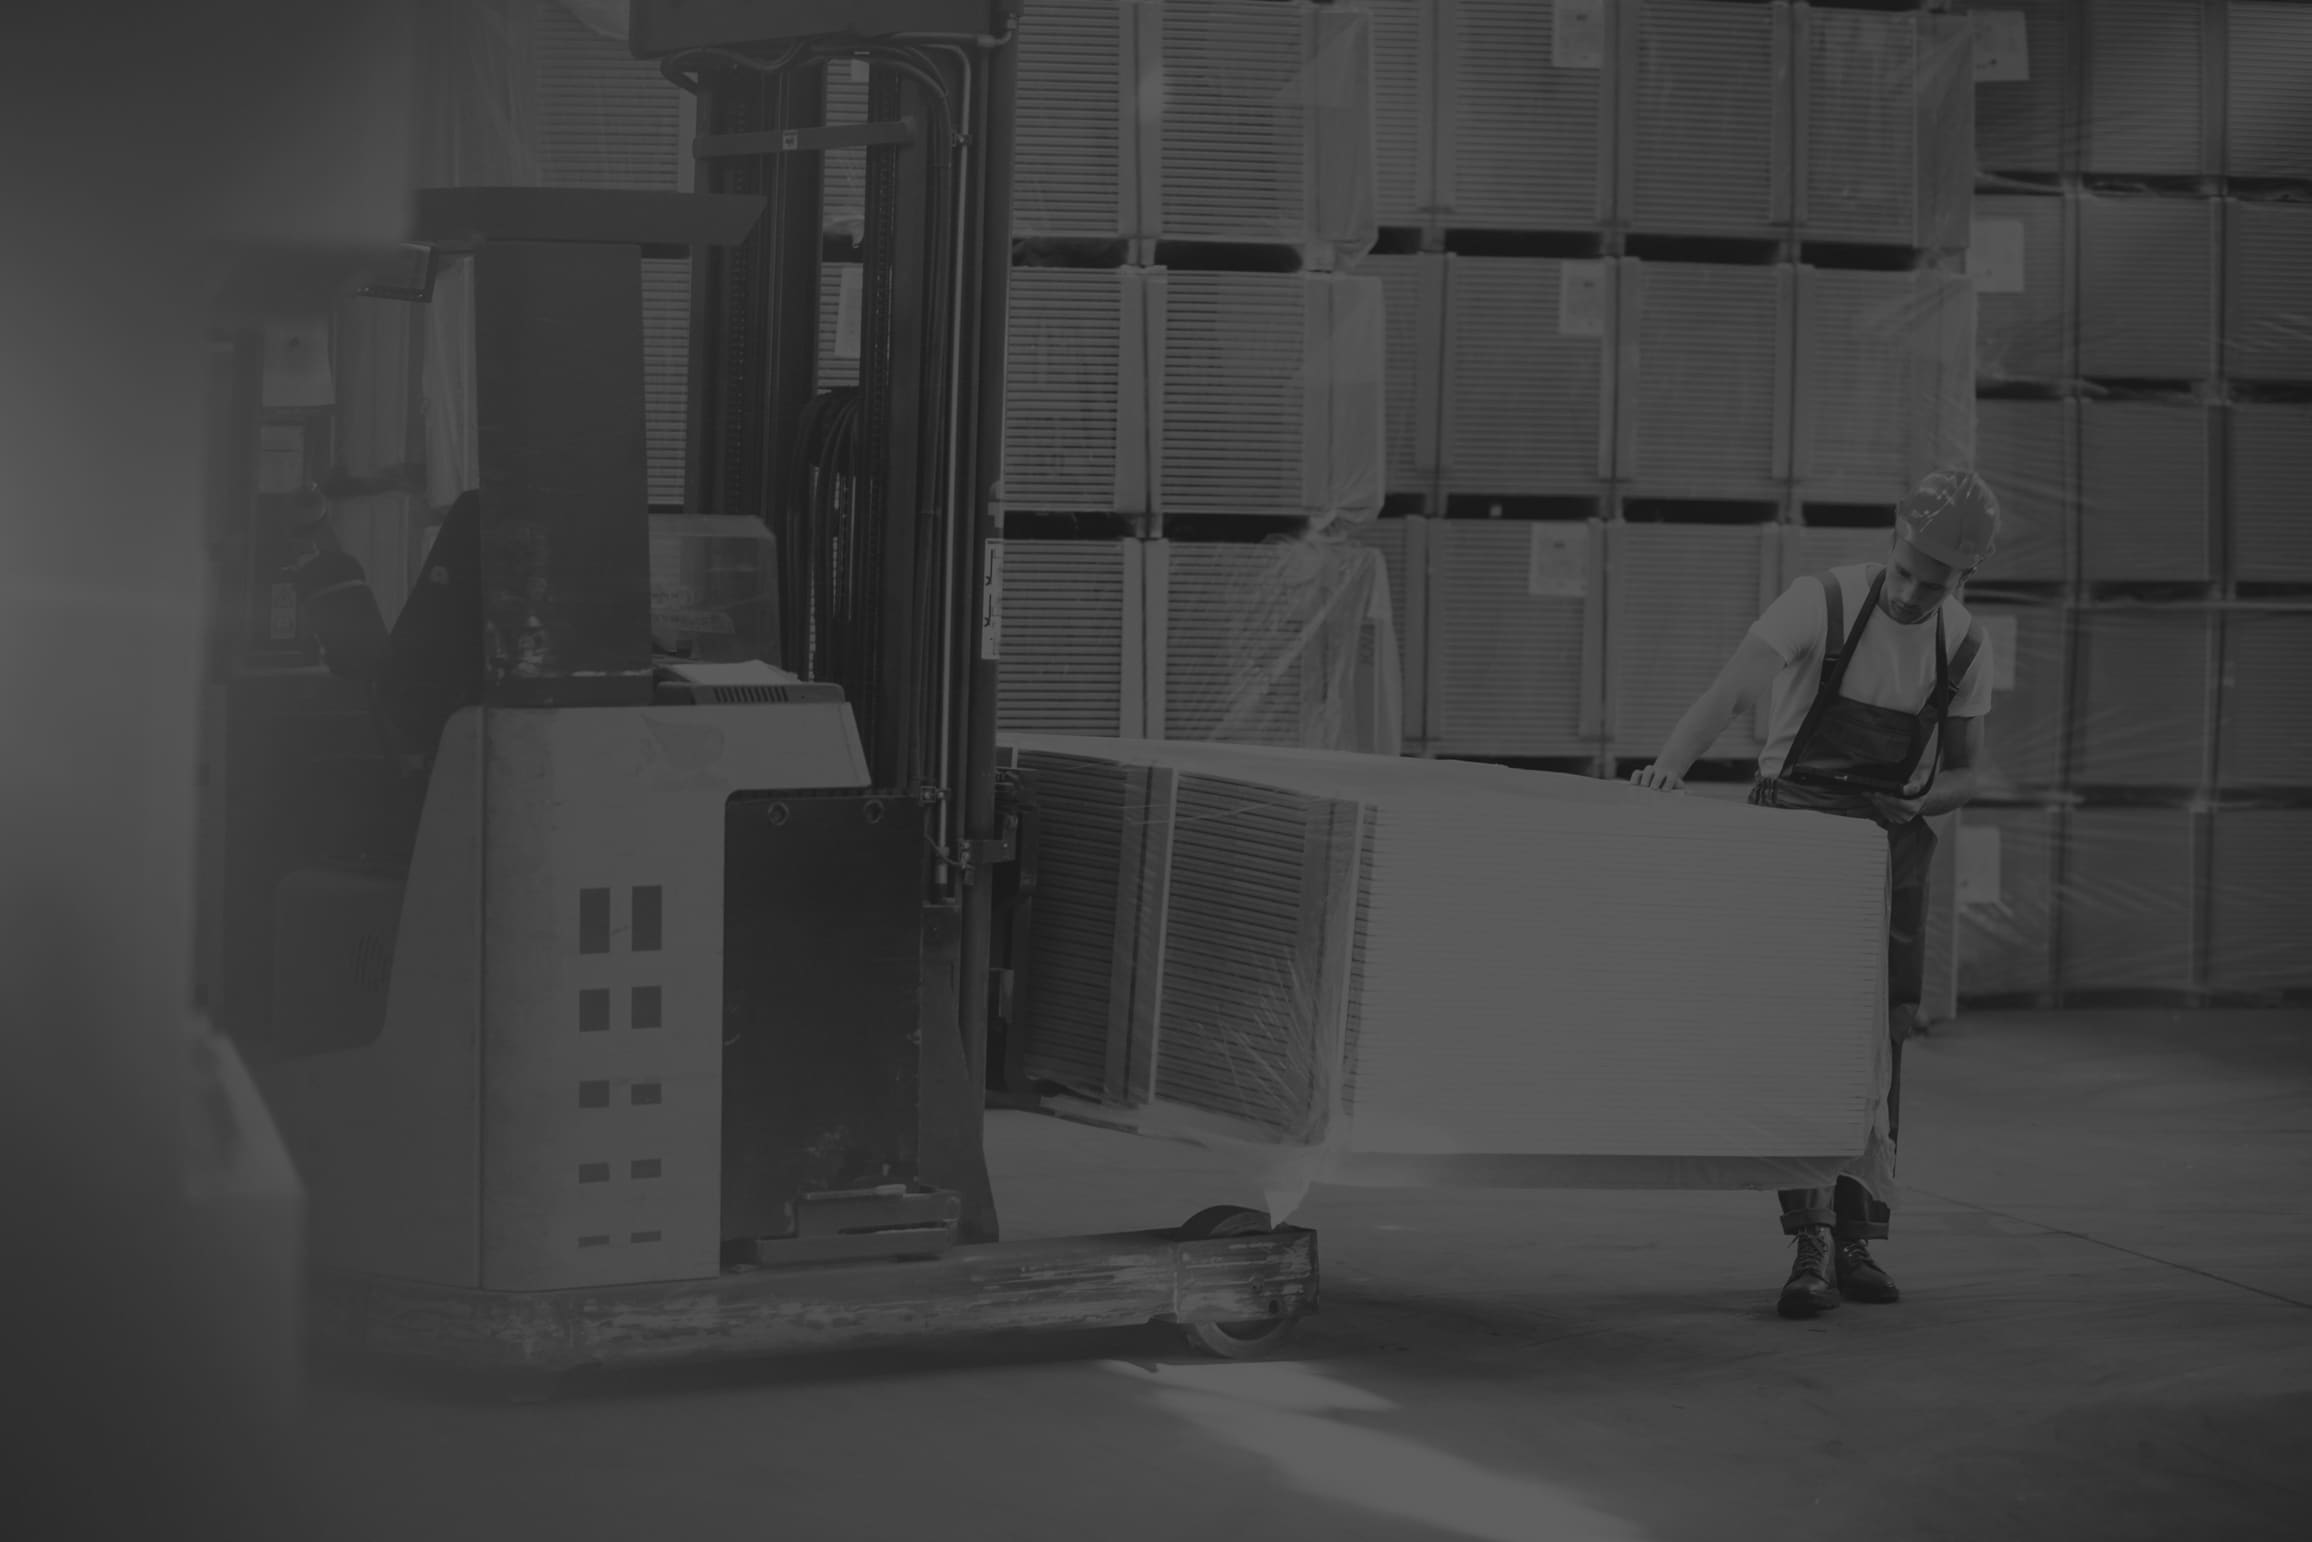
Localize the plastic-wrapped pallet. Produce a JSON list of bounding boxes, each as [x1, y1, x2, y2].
[[1606, 522, 1780, 764], [2058, 809, 2203, 996], [2078, 401, 2217, 585], [1792, 266, 1976, 506], [1440, 0, 1613, 232], [1012, 0, 1136, 242], [2207, 810, 2312, 994], [1001, 267, 1150, 515], [1003, 734, 1897, 1202], [2226, 3, 2312, 181], [1954, 805, 2061, 1000], [2081, 0, 2220, 179], [1358, 253, 1444, 501], [1965, 597, 2071, 797], [1423, 520, 1604, 759], [1970, 398, 2075, 586], [1792, 5, 1974, 250], [1961, 0, 2076, 176], [2077, 194, 2219, 384], [2230, 405, 2312, 586], [2224, 199, 2312, 385], [1347, 517, 1426, 748], [1149, 271, 1385, 525], [2069, 605, 2219, 792], [2218, 609, 2312, 790], [991, 539, 1148, 738], [1615, 262, 1792, 499], [1620, 0, 1791, 239], [1442, 256, 1615, 498], [1969, 193, 2072, 386], [823, 58, 869, 243]]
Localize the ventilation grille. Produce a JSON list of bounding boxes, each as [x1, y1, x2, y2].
[[1155, 272, 1317, 517], [2230, 404, 2312, 584], [1797, 268, 1928, 503], [1801, 9, 1918, 245], [1444, 257, 1610, 495], [1162, 543, 1322, 745], [1428, 522, 1594, 757], [641, 260, 690, 506], [1972, 398, 2073, 585], [2073, 609, 2215, 788], [1966, 0, 2074, 175], [824, 60, 869, 240], [1348, 518, 1410, 649], [1972, 193, 2070, 384], [1154, 0, 1312, 244], [2220, 612, 2312, 787], [2079, 403, 2212, 584], [2227, 3, 2312, 179], [1004, 268, 1138, 513], [2058, 810, 2198, 993], [2083, 0, 2210, 177], [1619, 262, 1788, 497], [2225, 200, 2312, 384], [1362, 255, 1442, 494], [1607, 523, 1770, 758], [1956, 806, 2059, 998], [1446, 0, 1605, 230], [1366, 0, 1433, 225], [1011, 753, 1145, 1096], [2207, 811, 2312, 992], [995, 542, 1138, 736], [2078, 196, 2217, 381], [1968, 599, 2070, 792], [1155, 775, 1348, 1137], [1015, 0, 1132, 239], [1626, 0, 1787, 237]]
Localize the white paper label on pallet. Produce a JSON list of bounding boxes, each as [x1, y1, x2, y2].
[[1968, 220, 2027, 295], [1553, 0, 1606, 70], [1972, 12, 2031, 83], [835, 265, 864, 360], [1957, 826, 2004, 908], [1558, 261, 1608, 338], [1984, 614, 2019, 691], [1528, 523, 1589, 599], [980, 539, 1005, 662]]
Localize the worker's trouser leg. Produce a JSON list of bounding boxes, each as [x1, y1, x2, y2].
[[1772, 815, 1935, 1242]]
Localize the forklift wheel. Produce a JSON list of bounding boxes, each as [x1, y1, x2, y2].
[[1175, 1205, 1303, 1361]]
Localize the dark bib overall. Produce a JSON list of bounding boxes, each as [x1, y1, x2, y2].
[[1750, 569, 1982, 1241]]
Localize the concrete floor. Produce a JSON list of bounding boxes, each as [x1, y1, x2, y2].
[[292, 1009, 2312, 1541]]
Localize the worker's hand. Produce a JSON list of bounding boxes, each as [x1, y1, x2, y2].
[[1629, 763, 1685, 793], [1869, 793, 1925, 826]]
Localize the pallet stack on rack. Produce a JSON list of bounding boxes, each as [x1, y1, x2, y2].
[[1954, 0, 2312, 1007]]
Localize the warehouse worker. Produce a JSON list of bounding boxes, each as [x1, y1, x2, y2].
[[1630, 470, 2001, 1321]]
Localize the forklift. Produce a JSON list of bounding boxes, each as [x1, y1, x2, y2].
[[205, 0, 1316, 1379]]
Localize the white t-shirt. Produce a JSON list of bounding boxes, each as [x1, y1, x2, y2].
[[1749, 564, 1995, 790]]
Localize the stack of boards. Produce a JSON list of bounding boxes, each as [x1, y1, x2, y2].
[[1001, 735, 1893, 1190]]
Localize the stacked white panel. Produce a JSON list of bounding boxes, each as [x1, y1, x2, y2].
[[1442, 257, 1614, 497], [1361, 255, 1445, 499], [1971, 193, 2071, 385], [823, 60, 869, 243], [1956, 807, 2061, 999], [1794, 267, 1974, 505], [640, 263, 691, 506], [1965, 597, 2072, 794], [2082, 0, 2216, 178], [2207, 811, 2312, 993], [1440, 0, 1612, 232], [817, 264, 861, 391], [2225, 200, 2312, 385], [1364, 0, 1437, 228], [1962, 0, 2076, 176], [1605, 523, 1778, 762], [1620, 0, 1790, 240], [1972, 398, 2075, 586], [2227, 4, 2312, 180], [2071, 607, 2219, 789], [1155, 542, 1345, 745], [2230, 404, 2312, 585], [1002, 268, 1148, 514], [1425, 521, 1601, 758], [1615, 262, 1791, 500], [1779, 525, 1892, 589], [2076, 195, 2219, 382], [2059, 810, 2201, 994], [1013, 0, 1136, 241], [2218, 612, 2312, 789], [993, 541, 1145, 737], [2079, 402, 2215, 585], [1795, 7, 1973, 249]]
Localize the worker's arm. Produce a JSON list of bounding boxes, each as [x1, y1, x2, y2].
[[1870, 713, 1986, 824], [1630, 635, 1788, 791]]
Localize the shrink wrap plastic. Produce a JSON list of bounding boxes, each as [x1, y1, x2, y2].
[[1003, 734, 1899, 1219]]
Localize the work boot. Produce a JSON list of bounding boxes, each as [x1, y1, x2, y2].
[[1834, 1238, 1901, 1304], [1777, 1227, 1841, 1319]]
